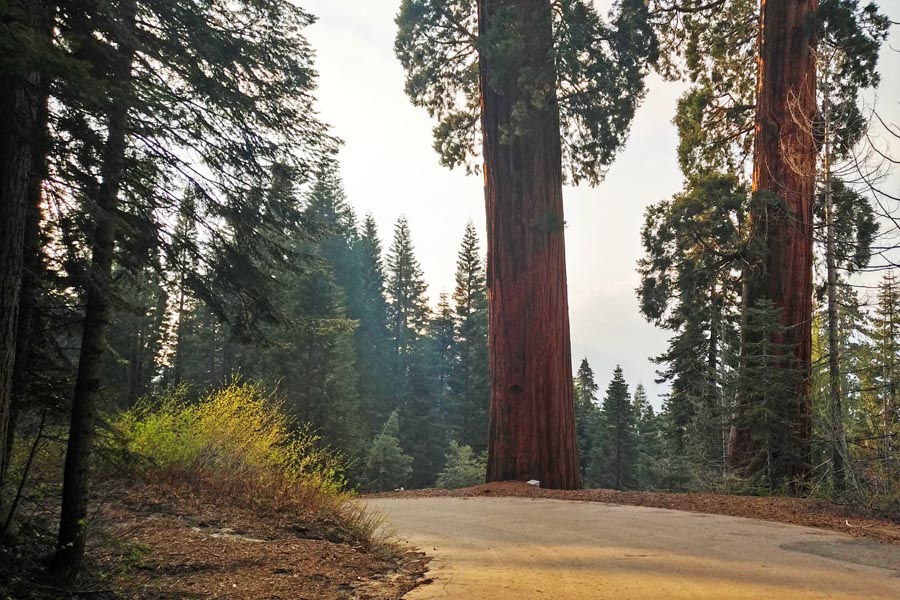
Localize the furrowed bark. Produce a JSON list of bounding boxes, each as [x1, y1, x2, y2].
[[53, 0, 136, 573], [6, 44, 52, 494], [0, 0, 51, 496], [479, 0, 581, 490], [729, 0, 817, 483]]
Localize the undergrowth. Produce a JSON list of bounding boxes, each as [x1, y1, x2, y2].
[[113, 381, 392, 551]]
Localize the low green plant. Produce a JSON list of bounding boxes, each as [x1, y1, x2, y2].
[[114, 381, 347, 497], [436, 441, 485, 489]]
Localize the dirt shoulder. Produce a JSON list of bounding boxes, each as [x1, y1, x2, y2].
[[1, 480, 429, 600], [370, 481, 900, 544], [93, 482, 429, 599]]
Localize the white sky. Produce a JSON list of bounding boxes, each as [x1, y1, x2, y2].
[[304, 0, 900, 406]]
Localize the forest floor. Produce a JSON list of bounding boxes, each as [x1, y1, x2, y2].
[[0, 480, 429, 600], [371, 481, 900, 543]]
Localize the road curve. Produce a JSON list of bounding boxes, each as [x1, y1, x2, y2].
[[367, 496, 900, 599]]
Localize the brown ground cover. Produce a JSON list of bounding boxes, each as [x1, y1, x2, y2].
[[0, 480, 429, 600], [371, 481, 900, 544], [94, 481, 429, 599]]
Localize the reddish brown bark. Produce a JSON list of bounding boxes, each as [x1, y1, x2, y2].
[[729, 0, 817, 481], [478, 0, 581, 490], [0, 0, 51, 493]]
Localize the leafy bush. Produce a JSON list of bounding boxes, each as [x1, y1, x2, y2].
[[436, 441, 485, 489], [115, 382, 346, 496]]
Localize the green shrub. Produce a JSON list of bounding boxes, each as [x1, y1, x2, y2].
[[114, 382, 346, 495], [436, 441, 485, 489]]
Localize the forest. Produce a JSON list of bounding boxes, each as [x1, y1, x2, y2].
[[1, 0, 899, 596]]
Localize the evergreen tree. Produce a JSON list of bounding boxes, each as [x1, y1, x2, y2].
[[573, 359, 600, 480], [436, 441, 486, 489], [104, 262, 168, 407], [396, 0, 656, 489], [353, 215, 394, 431], [859, 274, 900, 467], [171, 302, 226, 392], [386, 217, 430, 378], [730, 300, 802, 491], [633, 387, 665, 490], [637, 174, 745, 459], [0, 0, 54, 491], [385, 217, 441, 487], [278, 266, 365, 462], [430, 293, 456, 424], [303, 159, 360, 300], [591, 366, 638, 490], [448, 222, 489, 452], [47, 0, 334, 571], [366, 410, 413, 492]]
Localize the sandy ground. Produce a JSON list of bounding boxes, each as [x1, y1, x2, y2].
[[368, 496, 900, 599]]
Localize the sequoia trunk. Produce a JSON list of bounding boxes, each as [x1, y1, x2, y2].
[[729, 0, 817, 482], [478, 0, 581, 490]]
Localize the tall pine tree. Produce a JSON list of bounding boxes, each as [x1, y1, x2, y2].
[[592, 366, 638, 490], [449, 222, 489, 452]]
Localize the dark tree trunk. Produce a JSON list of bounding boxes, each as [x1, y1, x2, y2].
[[729, 0, 817, 483], [5, 44, 52, 490], [53, 0, 135, 573], [478, 0, 580, 490], [0, 0, 51, 494]]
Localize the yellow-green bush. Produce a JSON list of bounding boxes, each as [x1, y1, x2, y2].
[[115, 382, 346, 496]]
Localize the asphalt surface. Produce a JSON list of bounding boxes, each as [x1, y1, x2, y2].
[[367, 496, 900, 599]]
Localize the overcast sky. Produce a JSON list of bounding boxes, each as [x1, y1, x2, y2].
[[303, 0, 900, 406]]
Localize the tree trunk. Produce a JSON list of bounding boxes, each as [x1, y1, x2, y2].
[[821, 70, 846, 493], [53, 0, 135, 573], [479, 0, 580, 490], [0, 0, 49, 495], [5, 36, 52, 494], [729, 0, 817, 484]]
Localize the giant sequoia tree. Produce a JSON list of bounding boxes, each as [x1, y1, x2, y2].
[[396, 0, 655, 489], [648, 0, 886, 486], [728, 0, 888, 482]]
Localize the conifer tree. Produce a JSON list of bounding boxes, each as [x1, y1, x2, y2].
[[0, 1, 55, 488], [436, 441, 486, 489], [353, 215, 394, 431], [637, 174, 745, 457], [396, 0, 656, 489], [449, 222, 489, 452], [430, 293, 456, 424], [386, 217, 430, 378], [385, 217, 441, 486], [860, 274, 900, 466], [592, 366, 638, 490], [730, 0, 888, 483], [633, 385, 664, 490], [573, 358, 600, 480], [49, 0, 333, 571], [732, 300, 802, 490], [366, 410, 413, 492], [303, 159, 360, 299], [104, 262, 168, 406]]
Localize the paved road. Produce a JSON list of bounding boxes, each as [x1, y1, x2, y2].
[[367, 496, 900, 599]]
